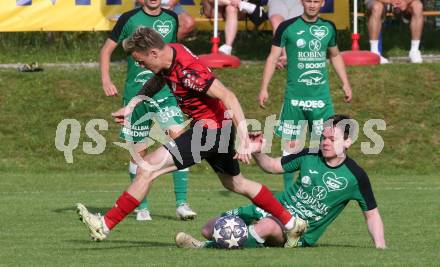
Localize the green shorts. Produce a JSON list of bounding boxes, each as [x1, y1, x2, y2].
[[120, 96, 185, 143], [275, 97, 335, 141]]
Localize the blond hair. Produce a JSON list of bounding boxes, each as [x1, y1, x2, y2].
[[122, 27, 165, 54]]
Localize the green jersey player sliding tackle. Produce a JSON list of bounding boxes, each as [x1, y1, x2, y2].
[[176, 114, 386, 249]]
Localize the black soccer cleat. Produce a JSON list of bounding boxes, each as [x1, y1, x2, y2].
[[248, 5, 268, 27]]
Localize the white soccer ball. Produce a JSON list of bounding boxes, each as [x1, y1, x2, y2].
[[213, 215, 248, 249]]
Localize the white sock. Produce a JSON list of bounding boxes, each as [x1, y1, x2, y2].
[[369, 40, 379, 54], [248, 225, 265, 243], [239, 2, 256, 14], [129, 161, 137, 176], [101, 217, 110, 234], [410, 40, 420, 52], [219, 44, 232, 55], [284, 217, 295, 230]]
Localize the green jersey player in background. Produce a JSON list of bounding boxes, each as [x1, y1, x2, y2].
[[176, 114, 386, 249], [99, 0, 196, 221], [258, 0, 353, 191]]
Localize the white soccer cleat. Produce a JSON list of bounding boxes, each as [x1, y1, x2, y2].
[[218, 44, 232, 55], [176, 203, 197, 220], [76, 203, 108, 241], [175, 232, 204, 248], [136, 208, 152, 221], [284, 217, 308, 248], [372, 51, 389, 64], [409, 50, 423, 63], [379, 56, 389, 64]]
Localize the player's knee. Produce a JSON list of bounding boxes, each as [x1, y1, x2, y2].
[[221, 177, 246, 194], [256, 218, 284, 244], [225, 5, 238, 15], [370, 2, 384, 17], [201, 217, 217, 239], [136, 167, 156, 182], [180, 16, 196, 33], [410, 1, 423, 16], [201, 225, 212, 239]]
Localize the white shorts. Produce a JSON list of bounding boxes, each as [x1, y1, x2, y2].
[[268, 0, 303, 19]]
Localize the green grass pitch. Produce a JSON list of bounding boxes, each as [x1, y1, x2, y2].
[[0, 63, 439, 265]]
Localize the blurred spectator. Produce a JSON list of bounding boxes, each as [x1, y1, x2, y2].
[[137, 0, 195, 40], [202, 0, 268, 55], [268, 0, 303, 32], [268, 0, 303, 68], [161, 0, 196, 40], [365, 0, 424, 63]]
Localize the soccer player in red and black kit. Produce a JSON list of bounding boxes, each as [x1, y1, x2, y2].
[[76, 27, 306, 248]]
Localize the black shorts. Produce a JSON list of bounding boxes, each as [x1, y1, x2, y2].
[[164, 121, 240, 176]]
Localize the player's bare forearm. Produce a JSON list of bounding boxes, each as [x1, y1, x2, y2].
[[223, 89, 248, 140], [259, 46, 283, 108], [329, 50, 350, 87], [100, 39, 119, 96], [364, 208, 387, 249], [329, 47, 352, 102], [261, 49, 280, 92], [252, 153, 284, 174], [136, 75, 166, 97], [206, 79, 247, 139], [206, 79, 252, 163], [100, 39, 117, 83]]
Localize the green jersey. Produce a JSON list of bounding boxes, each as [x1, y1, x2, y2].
[[109, 7, 178, 103], [279, 149, 377, 246], [273, 16, 337, 99]]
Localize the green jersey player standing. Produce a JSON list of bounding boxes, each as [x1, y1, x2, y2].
[[100, 0, 196, 221], [259, 0, 352, 191], [175, 114, 386, 249]]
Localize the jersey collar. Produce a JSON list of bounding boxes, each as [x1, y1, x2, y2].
[[320, 152, 348, 169], [141, 7, 163, 17], [300, 15, 320, 25]]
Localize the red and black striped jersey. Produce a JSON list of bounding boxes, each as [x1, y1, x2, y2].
[[139, 43, 228, 129]]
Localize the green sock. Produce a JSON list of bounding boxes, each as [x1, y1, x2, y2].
[[129, 172, 148, 210], [202, 240, 218, 248], [173, 169, 188, 207], [283, 173, 293, 191]]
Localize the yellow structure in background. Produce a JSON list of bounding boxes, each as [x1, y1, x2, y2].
[[0, 0, 348, 32]]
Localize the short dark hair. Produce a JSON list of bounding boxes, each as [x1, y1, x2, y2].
[[325, 114, 358, 140], [122, 27, 165, 54]]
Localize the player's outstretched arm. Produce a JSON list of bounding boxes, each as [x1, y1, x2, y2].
[[363, 208, 387, 249], [328, 46, 352, 103], [259, 45, 283, 109], [206, 79, 252, 164], [253, 152, 284, 174], [248, 132, 284, 173], [100, 39, 119, 97], [111, 97, 143, 125], [112, 75, 166, 125]]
